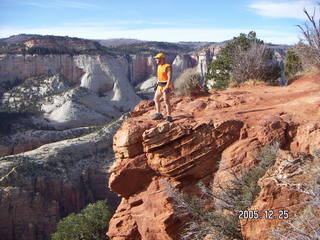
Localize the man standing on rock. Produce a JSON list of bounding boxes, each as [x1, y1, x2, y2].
[[152, 53, 173, 122]]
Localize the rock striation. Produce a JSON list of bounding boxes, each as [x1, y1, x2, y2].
[[108, 118, 243, 240], [107, 74, 320, 240]]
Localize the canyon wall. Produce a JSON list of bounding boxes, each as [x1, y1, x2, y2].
[[0, 115, 128, 240]]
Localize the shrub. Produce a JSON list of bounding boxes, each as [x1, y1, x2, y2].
[[167, 143, 279, 240], [285, 50, 303, 80], [51, 200, 112, 240], [293, 42, 320, 72], [231, 42, 280, 86], [174, 68, 205, 96], [272, 150, 320, 240], [205, 57, 231, 89], [213, 143, 279, 212], [166, 186, 241, 240], [206, 31, 280, 89]]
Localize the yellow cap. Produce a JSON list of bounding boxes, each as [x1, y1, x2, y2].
[[153, 53, 166, 59]]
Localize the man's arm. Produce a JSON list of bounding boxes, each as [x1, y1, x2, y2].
[[166, 65, 172, 88]]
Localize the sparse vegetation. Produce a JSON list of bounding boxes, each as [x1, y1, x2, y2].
[[285, 49, 303, 81], [51, 200, 112, 240], [0, 112, 31, 135], [167, 143, 279, 240], [174, 68, 206, 96], [272, 150, 320, 240], [205, 31, 280, 89], [0, 75, 45, 114], [290, 6, 320, 73]]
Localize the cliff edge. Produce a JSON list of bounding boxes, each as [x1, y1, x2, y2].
[[108, 74, 320, 240]]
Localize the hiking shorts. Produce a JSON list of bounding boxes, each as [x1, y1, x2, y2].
[[156, 82, 173, 94]]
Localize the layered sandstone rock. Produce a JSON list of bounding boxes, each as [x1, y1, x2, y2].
[[107, 73, 320, 240], [0, 54, 83, 85], [108, 114, 244, 239], [0, 36, 317, 240]]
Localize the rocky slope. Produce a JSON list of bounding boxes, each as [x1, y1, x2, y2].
[[0, 54, 140, 130], [0, 115, 128, 240], [107, 74, 320, 240]]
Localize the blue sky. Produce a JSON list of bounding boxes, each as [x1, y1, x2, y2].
[[0, 0, 318, 44]]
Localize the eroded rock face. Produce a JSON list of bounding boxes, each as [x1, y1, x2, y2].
[[0, 126, 96, 157], [144, 121, 243, 180], [129, 54, 156, 85], [290, 122, 320, 153], [172, 54, 197, 79], [108, 118, 243, 239], [0, 54, 141, 130], [241, 151, 319, 240], [109, 177, 181, 240], [0, 116, 126, 240], [107, 73, 320, 240], [0, 54, 83, 86]]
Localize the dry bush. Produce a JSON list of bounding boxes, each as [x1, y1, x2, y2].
[[212, 143, 279, 212], [238, 78, 268, 87], [294, 42, 320, 71], [174, 68, 204, 96], [272, 150, 320, 240], [166, 183, 241, 240], [295, 7, 320, 71], [167, 143, 279, 240], [230, 42, 280, 87], [231, 42, 268, 86]]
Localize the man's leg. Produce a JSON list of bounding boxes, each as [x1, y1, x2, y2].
[[154, 88, 161, 113], [163, 92, 172, 118], [152, 88, 163, 120]]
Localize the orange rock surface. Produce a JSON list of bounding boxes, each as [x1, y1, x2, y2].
[[108, 74, 320, 240]]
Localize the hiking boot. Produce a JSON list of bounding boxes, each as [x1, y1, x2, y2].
[[165, 115, 172, 122], [152, 112, 163, 120]]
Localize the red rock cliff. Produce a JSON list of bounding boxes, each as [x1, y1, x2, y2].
[[107, 74, 320, 240]]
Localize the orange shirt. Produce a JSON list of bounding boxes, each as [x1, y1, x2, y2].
[[157, 63, 171, 83]]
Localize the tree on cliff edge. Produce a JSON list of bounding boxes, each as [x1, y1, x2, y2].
[[52, 200, 112, 240], [206, 31, 280, 89]]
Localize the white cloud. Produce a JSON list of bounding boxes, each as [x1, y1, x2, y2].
[[0, 26, 299, 45], [22, 0, 100, 9], [249, 0, 318, 19], [63, 20, 178, 27]]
